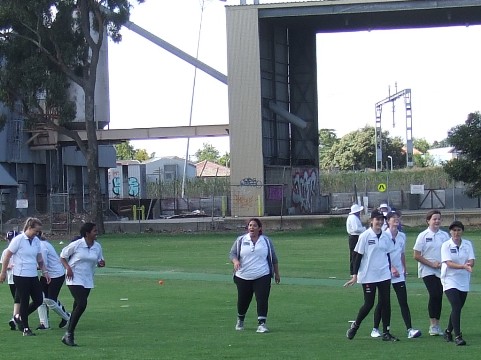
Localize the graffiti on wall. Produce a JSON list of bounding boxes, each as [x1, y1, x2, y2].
[[111, 176, 140, 198], [240, 177, 262, 187], [291, 168, 319, 214]]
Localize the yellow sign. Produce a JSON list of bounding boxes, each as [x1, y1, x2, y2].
[[377, 183, 387, 192]]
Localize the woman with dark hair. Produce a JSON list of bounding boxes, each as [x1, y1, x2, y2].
[[59, 222, 105, 346], [413, 210, 450, 336], [0, 218, 50, 336], [229, 218, 280, 333]]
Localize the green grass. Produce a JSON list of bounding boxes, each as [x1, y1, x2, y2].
[[1, 227, 480, 359]]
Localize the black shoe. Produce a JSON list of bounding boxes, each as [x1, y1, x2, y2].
[[62, 332, 78, 347], [36, 324, 49, 330], [8, 319, 16, 331], [23, 328, 36, 337], [346, 322, 359, 340], [382, 332, 400, 342], [59, 318, 68, 328], [14, 315, 24, 332], [443, 329, 453, 342], [455, 335, 466, 346]]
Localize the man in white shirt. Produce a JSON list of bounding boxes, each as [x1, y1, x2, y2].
[[346, 204, 365, 276]]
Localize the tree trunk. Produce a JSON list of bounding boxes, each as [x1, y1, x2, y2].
[[84, 91, 105, 234]]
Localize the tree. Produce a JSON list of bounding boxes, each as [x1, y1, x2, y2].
[[431, 138, 451, 149], [115, 141, 153, 161], [413, 137, 430, 154], [443, 112, 481, 197], [320, 126, 404, 170], [319, 128, 338, 164], [195, 143, 220, 163], [218, 152, 230, 167], [0, 0, 144, 233]]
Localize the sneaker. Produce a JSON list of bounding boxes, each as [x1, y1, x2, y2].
[[455, 335, 466, 346], [371, 328, 382, 338], [256, 323, 269, 333], [346, 322, 359, 340], [22, 328, 36, 337], [59, 318, 69, 329], [61, 332, 78, 347], [407, 328, 422, 339], [36, 324, 49, 330], [8, 318, 16, 331], [382, 332, 400, 341], [443, 329, 453, 342], [14, 315, 24, 332], [235, 319, 244, 331], [429, 325, 443, 336]]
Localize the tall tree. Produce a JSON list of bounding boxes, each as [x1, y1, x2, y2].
[[318, 128, 338, 164], [115, 141, 153, 161], [218, 152, 230, 167], [195, 143, 220, 163], [443, 112, 481, 197], [0, 0, 144, 233], [413, 137, 430, 154], [321, 126, 404, 170]]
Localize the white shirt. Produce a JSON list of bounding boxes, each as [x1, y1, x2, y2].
[[413, 228, 450, 278], [385, 229, 406, 284], [40, 240, 65, 278], [7, 233, 42, 277], [234, 234, 270, 280], [60, 238, 103, 288], [0, 248, 14, 284], [355, 228, 394, 284], [346, 214, 365, 235], [441, 238, 475, 292]]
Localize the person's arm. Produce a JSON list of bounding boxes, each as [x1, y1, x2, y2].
[[60, 257, 74, 281], [37, 253, 51, 283], [344, 252, 362, 287], [0, 250, 13, 283], [445, 260, 472, 272], [273, 263, 280, 284], [229, 237, 241, 271], [414, 250, 441, 270]]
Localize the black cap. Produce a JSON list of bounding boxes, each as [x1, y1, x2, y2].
[[449, 220, 464, 231], [370, 209, 385, 219]]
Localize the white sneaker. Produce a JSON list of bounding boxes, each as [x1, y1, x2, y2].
[[407, 328, 422, 338], [429, 325, 443, 336], [256, 323, 269, 333], [370, 328, 382, 338], [235, 320, 244, 331]]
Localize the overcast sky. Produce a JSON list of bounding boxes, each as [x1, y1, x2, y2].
[[107, 0, 481, 158]]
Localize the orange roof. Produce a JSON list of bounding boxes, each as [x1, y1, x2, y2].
[[196, 160, 230, 177], [401, 146, 423, 155]]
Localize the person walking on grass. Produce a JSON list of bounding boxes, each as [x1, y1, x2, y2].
[[36, 231, 71, 330], [229, 218, 280, 333], [344, 210, 399, 342], [413, 210, 449, 336], [60, 222, 105, 346], [370, 211, 421, 340], [1, 230, 20, 331], [346, 204, 365, 277], [0, 218, 50, 336], [441, 221, 475, 346]]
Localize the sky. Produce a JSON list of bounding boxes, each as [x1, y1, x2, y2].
[[107, 0, 481, 159]]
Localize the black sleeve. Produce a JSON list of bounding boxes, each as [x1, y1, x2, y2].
[[352, 252, 362, 275]]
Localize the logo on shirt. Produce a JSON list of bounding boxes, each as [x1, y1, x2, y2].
[[426, 237, 433, 242], [450, 248, 457, 254], [368, 240, 376, 245], [242, 241, 250, 246]]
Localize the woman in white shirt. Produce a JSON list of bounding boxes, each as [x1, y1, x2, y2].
[[413, 210, 450, 336], [1, 230, 20, 330], [0, 218, 50, 336], [59, 222, 105, 346], [441, 221, 475, 346]]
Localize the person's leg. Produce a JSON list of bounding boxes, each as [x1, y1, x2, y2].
[[62, 285, 90, 346], [37, 276, 50, 329], [392, 282, 412, 330], [348, 235, 358, 275], [377, 280, 392, 334], [252, 274, 271, 325], [8, 284, 18, 330], [444, 288, 467, 337], [234, 276, 254, 322], [347, 283, 377, 340], [13, 275, 31, 332], [44, 275, 70, 324], [422, 275, 443, 331]]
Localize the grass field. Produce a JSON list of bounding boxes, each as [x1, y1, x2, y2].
[[1, 225, 480, 359]]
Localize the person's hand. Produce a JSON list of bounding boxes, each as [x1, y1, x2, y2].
[[45, 272, 51, 284], [232, 259, 241, 271], [65, 266, 74, 281], [464, 263, 473, 273], [0, 272, 6, 283], [391, 266, 400, 278], [343, 275, 357, 287], [431, 261, 441, 269], [275, 273, 280, 284], [98, 259, 105, 267]]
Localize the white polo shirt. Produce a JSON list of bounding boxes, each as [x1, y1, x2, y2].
[[40, 240, 65, 279], [60, 238, 103, 288], [7, 233, 42, 277], [0, 248, 14, 284], [413, 228, 450, 278], [234, 234, 270, 280], [441, 238, 475, 292], [346, 214, 365, 235], [354, 228, 394, 284], [385, 229, 406, 284]]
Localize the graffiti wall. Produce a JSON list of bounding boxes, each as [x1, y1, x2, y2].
[[291, 167, 320, 214], [108, 163, 146, 199]]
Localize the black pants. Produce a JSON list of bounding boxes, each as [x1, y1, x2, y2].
[[374, 281, 412, 330], [13, 275, 43, 330], [444, 288, 468, 337], [348, 235, 359, 275], [67, 285, 91, 334], [422, 275, 443, 319], [234, 275, 271, 323], [355, 279, 391, 333], [40, 275, 65, 301]]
